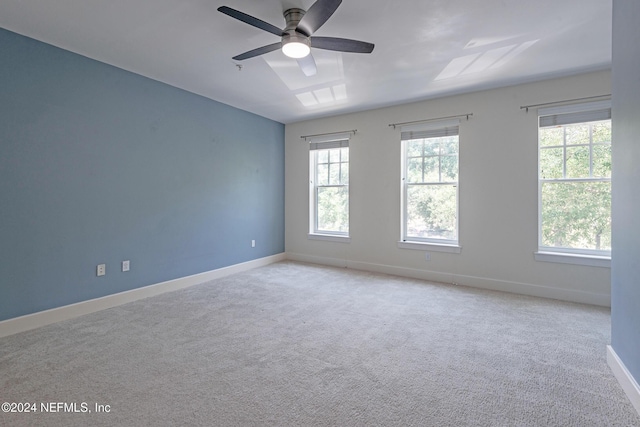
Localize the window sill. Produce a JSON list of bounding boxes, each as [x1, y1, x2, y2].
[[534, 251, 611, 268], [397, 241, 462, 254], [308, 233, 351, 243]]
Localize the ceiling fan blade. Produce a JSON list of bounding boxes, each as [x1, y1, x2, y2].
[[311, 37, 374, 53], [297, 54, 317, 76], [218, 6, 285, 37], [232, 43, 281, 61], [296, 0, 342, 37]]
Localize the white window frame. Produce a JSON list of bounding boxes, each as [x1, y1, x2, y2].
[[399, 119, 461, 252], [535, 100, 611, 266], [308, 133, 350, 241]]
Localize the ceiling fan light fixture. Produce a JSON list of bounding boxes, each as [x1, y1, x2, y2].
[[282, 34, 311, 58], [219, 1, 374, 75]]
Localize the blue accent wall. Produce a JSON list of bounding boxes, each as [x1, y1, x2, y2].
[[0, 28, 285, 321], [611, 1, 640, 383]]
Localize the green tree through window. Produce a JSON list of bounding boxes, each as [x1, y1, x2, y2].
[[539, 118, 611, 254], [402, 129, 459, 244], [311, 146, 349, 234]]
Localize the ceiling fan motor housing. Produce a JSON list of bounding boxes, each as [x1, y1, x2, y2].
[[281, 8, 311, 58], [283, 8, 306, 32], [282, 31, 310, 48]]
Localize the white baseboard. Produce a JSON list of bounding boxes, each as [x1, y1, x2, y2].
[[607, 345, 640, 416], [285, 252, 610, 307], [1, 251, 610, 339], [0, 253, 286, 339]]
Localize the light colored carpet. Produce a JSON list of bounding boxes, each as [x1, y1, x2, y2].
[[1, 261, 638, 426]]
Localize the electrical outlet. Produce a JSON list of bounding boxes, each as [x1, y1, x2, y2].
[[251, 240, 256, 248], [122, 260, 130, 272], [97, 264, 106, 276], [425, 252, 431, 261]]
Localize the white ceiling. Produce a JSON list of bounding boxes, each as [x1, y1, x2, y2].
[[0, 0, 612, 124]]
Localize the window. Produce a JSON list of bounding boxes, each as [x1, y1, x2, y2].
[[401, 119, 459, 246], [538, 101, 611, 258], [309, 135, 349, 238]]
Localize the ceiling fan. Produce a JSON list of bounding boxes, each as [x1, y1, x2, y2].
[[218, 0, 374, 76]]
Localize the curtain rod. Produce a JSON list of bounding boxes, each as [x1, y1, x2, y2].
[[300, 129, 357, 140], [520, 94, 611, 112], [388, 113, 473, 129]]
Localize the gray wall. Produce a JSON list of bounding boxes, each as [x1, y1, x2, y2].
[[0, 28, 285, 321], [611, 1, 640, 382]]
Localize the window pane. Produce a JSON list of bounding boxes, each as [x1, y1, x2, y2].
[[340, 147, 349, 162], [341, 162, 349, 184], [329, 162, 340, 185], [541, 181, 611, 251], [540, 127, 564, 147], [423, 156, 439, 182], [565, 146, 590, 178], [407, 157, 423, 183], [329, 148, 341, 163], [440, 155, 458, 182], [316, 164, 329, 185], [406, 184, 457, 240], [423, 140, 439, 156], [565, 124, 590, 145], [540, 147, 563, 179], [317, 150, 328, 164], [407, 140, 423, 157], [592, 122, 611, 144], [592, 144, 612, 178], [441, 136, 459, 155], [317, 186, 349, 233]]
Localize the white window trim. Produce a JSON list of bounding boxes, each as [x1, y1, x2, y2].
[[400, 118, 460, 246], [534, 251, 610, 268], [308, 233, 351, 243], [536, 101, 611, 260], [397, 241, 462, 253]]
